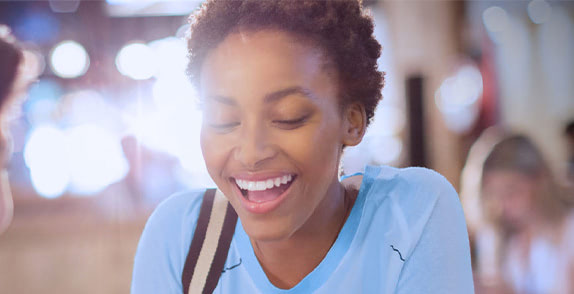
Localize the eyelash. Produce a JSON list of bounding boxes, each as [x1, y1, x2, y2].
[[209, 115, 310, 132], [209, 122, 240, 132], [273, 115, 310, 129], [274, 116, 307, 125]]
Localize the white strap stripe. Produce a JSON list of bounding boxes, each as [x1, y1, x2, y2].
[[188, 190, 228, 294]]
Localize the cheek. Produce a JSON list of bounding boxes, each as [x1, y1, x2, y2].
[[200, 129, 229, 180], [512, 194, 533, 214], [310, 114, 344, 161], [276, 121, 342, 174]]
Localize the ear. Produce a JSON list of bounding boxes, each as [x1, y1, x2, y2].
[[341, 103, 367, 147]]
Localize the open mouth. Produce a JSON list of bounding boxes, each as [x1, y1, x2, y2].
[[233, 174, 296, 204]]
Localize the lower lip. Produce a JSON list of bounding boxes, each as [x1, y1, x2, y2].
[[233, 178, 295, 214]]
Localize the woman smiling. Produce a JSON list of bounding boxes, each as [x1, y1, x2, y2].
[[131, 1, 474, 293]]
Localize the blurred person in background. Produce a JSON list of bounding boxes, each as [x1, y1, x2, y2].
[[468, 134, 574, 294], [0, 25, 36, 234], [561, 120, 574, 206], [565, 120, 574, 184]]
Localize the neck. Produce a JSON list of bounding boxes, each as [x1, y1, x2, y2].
[[250, 180, 352, 289]]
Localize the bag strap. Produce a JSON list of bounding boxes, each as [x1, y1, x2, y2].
[[182, 188, 238, 294]]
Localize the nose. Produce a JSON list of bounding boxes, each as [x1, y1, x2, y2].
[[234, 122, 276, 169]]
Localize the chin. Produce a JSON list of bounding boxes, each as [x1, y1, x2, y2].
[[240, 216, 297, 242]]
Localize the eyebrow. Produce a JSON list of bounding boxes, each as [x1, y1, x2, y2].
[[210, 95, 237, 106], [264, 86, 317, 103], [207, 86, 317, 106]]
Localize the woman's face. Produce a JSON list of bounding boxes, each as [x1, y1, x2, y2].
[[200, 30, 350, 241], [482, 170, 536, 231]]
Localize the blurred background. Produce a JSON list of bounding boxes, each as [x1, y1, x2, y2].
[[0, 0, 572, 293]]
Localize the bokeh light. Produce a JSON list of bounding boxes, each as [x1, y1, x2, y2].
[[528, 0, 552, 24], [24, 125, 70, 198], [13, 10, 60, 44], [149, 37, 188, 80], [115, 42, 157, 80], [483, 6, 509, 33], [62, 90, 124, 134], [49, 40, 90, 78], [435, 64, 483, 134], [125, 80, 205, 175], [25, 79, 62, 126], [151, 76, 196, 112], [66, 124, 129, 195], [49, 0, 81, 13], [370, 136, 403, 165], [23, 123, 129, 197], [368, 105, 406, 137]]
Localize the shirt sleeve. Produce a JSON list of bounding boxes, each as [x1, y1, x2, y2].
[[395, 172, 475, 294], [131, 191, 203, 294]]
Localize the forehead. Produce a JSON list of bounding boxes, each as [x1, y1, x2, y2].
[[199, 30, 337, 99], [482, 170, 535, 189]]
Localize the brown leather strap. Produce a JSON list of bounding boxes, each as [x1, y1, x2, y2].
[[182, 189, 238, 294]]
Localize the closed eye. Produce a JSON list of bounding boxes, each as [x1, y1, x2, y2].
[[209, 122, 240, 132], [273, 115, 310, 129], [275, 118, 306, 124]]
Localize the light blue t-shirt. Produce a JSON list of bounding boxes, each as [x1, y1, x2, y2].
[[131, 165, 474, 293]]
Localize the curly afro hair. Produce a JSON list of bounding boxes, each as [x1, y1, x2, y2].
[[187, 0, 384, 125]]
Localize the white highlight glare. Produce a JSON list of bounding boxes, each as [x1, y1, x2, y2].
[[528, 0, 552, 24], [50, 40, 90, 78], [369, 106, 406, 137], [116, 43, 157, 80], [149, 37, 188, 79], [124, 75, 206, 185], [63, 90, 123, 134], [24, 124, 129, 197], [152, 76, 196, 113], [435, 65, 483, 134], [119, 37, 210, 188], [66, 124, 129, 195], [370, 136, 403, 165], [124, 95, 205, 174], [24, 126, 70, 198], [175, 24, 191, 40], [483, 6, 509, 33]]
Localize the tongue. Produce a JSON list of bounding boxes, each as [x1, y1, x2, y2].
[[247, 184, 290, 203]]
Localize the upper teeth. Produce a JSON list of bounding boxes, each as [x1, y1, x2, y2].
[[235, 175, 293, 191]]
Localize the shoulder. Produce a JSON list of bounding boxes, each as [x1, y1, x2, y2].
[[132, 189, 207, 293], [136, 189, 207, 260], [363, 165, 466, 254], [365, 165, 459, 211], [361, 166, 473, 291], [144, 189, 205, 232], [399, 166, 461, 211], [388, 165, 454, 190]]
